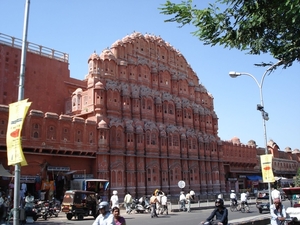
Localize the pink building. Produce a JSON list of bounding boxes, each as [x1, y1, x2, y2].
[[0, 32, 298, 201]]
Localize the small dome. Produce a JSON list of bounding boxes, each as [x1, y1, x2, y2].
[[98, 120, 107, 129], [112, 39, 123, 48], [130, 31, 143, 39], [231, 136, 241, 144], [95, 81, 105, 90], [292, 149, 300, 154], [100, 49, 117, 61], [248, 140, 257, 147], [88, 52, 100, 63], [72, 88, 83, 96], [284, 147, 292, 153]]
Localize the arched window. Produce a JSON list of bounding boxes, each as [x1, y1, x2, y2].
[[147, 99, 152, 110], [151, 133, 156, 145], [146, 131, 151, 145], [173, 134, 179, 147], [168, 104, 173, 114], [32, 123, 40, 139]]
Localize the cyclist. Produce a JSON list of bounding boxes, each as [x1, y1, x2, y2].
[[240, 192, 248, 206], [230, 190, 237, 206]]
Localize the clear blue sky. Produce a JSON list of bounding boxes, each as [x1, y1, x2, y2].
[[1, 1, 299, 150]]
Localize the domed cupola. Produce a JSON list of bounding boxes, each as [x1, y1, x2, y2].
[[95, 81, 105, 90], [231, 136, 241, 144], [98, 120, 107, 129], [87, 51, 101, 76], [100, 49, 117, 62]]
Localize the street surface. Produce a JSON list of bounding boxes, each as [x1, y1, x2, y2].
[[6, 199, 291, 225]]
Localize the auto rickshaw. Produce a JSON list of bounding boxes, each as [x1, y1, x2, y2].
[[61, 190, 98, 220], [255, 190, 270, 213]]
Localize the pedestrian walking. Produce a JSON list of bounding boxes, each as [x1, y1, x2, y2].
[[179, 191, 186, 211], [123, 191, 132, 214], [150, 193, 159, 218], [110, 190, 119, 208], [186, 192, 192, 212]]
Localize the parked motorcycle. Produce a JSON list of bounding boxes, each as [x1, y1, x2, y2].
[[24, 193, 38, 223], [140, 197, 151, 213], [129, 199, 147, 213], [34, 200, 49, 220], [47, 198, 60, 217]]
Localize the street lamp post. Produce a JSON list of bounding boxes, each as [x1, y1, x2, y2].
[[228, 60, 282, 206]]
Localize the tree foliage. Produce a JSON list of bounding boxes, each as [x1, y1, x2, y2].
[[159, 0, 300, 68], [295, 168, 300, 187]]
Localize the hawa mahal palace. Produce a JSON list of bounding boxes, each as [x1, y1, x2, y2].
[[0, 32, 299, 201]]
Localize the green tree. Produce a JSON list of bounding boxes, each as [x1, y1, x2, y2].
[[295, 168, 300, 187], [159, 0, 300, 68]]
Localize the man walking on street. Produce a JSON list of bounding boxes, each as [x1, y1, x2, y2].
[[124, 191, 132, 214], [150, 193, 159, 218]]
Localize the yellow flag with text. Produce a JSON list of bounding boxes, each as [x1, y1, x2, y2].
[[260, 154, 275, 183], [6, 99, 31, 166]]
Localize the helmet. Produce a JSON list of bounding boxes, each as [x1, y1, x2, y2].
[[231, 190, 235, 193], [99, 201, 110, 212], [215, 198, 224, 207]]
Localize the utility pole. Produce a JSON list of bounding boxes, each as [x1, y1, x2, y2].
[[13, 1, 30, 225]]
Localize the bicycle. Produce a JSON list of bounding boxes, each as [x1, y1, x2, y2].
[[230, 200, 241, 212], [240, 201, 250, 213], [230, 202, 239, 212]]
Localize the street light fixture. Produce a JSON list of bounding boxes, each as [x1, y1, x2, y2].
[[229, 60, 283, 206]]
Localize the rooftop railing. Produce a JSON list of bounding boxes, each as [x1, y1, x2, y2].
[[0, 33, 69, 63]]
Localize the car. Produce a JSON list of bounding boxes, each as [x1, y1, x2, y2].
[[61, 190, 99, 220]]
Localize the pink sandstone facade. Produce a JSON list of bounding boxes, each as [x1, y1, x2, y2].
[[0, 32, 298, 201]]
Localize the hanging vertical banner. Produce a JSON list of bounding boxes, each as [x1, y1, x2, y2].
[[6, 99, 31, 166], [260, 154, 275, 183]]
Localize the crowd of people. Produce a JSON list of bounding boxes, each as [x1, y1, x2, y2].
[[91, 188, 230, 225]]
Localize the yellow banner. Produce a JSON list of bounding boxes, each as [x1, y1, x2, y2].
[[6, 99, 32, 166], [260, 154, 275, 183]]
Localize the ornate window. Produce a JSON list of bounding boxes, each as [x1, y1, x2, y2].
[[32, 123, 40, 139], [47, 125, 56, 140]]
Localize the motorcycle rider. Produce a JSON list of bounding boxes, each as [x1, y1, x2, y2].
[[201, 198, 228, 225], [24, 192, 34, 212], [93, 201, 115, 225], [230, 190, 237, 206]]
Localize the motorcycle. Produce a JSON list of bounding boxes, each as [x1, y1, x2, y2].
[[34, 200, 49, 221], [140, 197, 151, 213], [129, 199, 147, 213], [24, 194, 38, 223], [47, 198, 60, 217]]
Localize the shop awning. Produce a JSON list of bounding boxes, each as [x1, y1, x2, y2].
[[246, 175, 262, 181], [0, 164, 14, 177]]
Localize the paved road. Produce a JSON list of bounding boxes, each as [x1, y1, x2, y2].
[[4, 199, 282, 225]]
